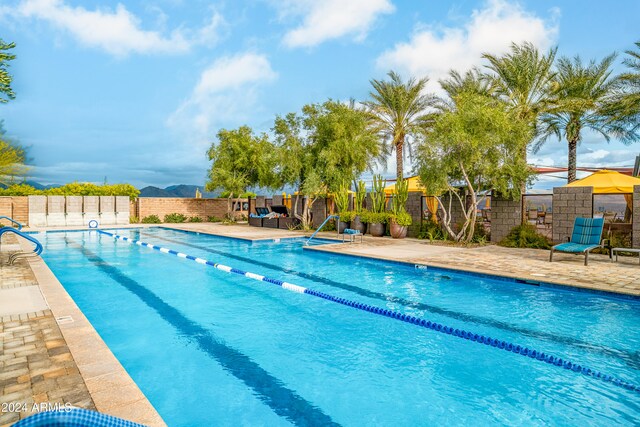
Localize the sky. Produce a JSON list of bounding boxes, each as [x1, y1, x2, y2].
[[0, 0, 638, 189]]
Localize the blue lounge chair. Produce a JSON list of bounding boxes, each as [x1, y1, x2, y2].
[[549, 217, 605, 266]]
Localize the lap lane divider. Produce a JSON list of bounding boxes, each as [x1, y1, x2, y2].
[[96, 229, 639, 393]]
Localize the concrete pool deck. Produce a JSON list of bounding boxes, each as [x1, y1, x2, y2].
[[1, 222, 638, 425]]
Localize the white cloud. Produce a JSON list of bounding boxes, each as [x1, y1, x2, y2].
[[280, 0, 394, 48], [3, 0, 225, 56], [167, 52, 277, 142], [376, 0, 558, 92]]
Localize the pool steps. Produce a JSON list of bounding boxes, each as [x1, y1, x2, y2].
[[96, 229, 640, 394]]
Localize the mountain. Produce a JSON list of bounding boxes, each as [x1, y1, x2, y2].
[[139, 185, 217, 198]]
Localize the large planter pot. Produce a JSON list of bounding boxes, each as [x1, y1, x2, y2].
[[338, 220, 350, 234], [351, 215, 366, 234], [368, 222, 385, 237], [390, 220, 408, 239]]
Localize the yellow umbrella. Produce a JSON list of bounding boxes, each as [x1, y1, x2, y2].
[[565, 170, 640, 194], [384, 176, 425, 195]]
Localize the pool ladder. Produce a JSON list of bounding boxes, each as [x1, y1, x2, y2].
[[305, 215, 339, 246], [0, 218, 44, 264]]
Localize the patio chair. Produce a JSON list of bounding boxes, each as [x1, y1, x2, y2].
[[549, 217, 605, 266], [527, 209, 538, 224]]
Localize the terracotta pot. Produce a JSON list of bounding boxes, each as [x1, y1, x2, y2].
[[368, 222, 385, 237], [390, 220, 408, 239], [337, 220, 350, 234], [351, 215, 366, 234]]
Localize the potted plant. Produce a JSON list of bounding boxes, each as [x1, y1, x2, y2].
[[367, 174, 387, 237], [390, 176, 411, 239], [350, 180, 367, 234], [334, 183, 350, 233], [390, 211, 411, 238], [362, 211, 388, 237]]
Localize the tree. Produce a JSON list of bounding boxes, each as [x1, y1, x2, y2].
[[205, 126, 276, 218], [415, 93, 532, 243], [607, 41, 640, 139], [0, 121, 27, 185], [273, 100, 384, 228], [535, 54, 637, 182], [0, 39, 16, 103], [365, 71, 436, 180]]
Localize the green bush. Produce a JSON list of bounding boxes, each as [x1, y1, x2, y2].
[[0, 182, 140, 200], [129, 216, 139, 223], [219, 191, 257, 198], [338, 210, 355, 222], [471, 223, 490, 244], [391, 211, 412, 226], [141, 215, 161, 224], [188, 216, 203, 223], [207, 216, 223, 222], [361, 211, 389, 224], [164, 213, 187, 223], [418, 219, 447, 241], [499, 224, 551, 249]]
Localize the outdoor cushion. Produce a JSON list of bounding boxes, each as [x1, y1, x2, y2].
[[344, 228, 361, 235]]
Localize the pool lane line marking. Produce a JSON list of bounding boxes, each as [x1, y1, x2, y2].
[[96, 229, 640, 394]]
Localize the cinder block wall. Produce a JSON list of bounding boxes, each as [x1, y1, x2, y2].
[[310, 197, 327, 228], [490, 196, 522, 243], [406, 192, 422, 237], [136, 198, 234, 221], [552, 187, 593, 243], [634, 185, 640, 248]]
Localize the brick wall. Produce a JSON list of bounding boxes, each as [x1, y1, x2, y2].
[[0, 196, 28, 225], [490, 195, 522, 243], [136, 198, 236, 221], [634, 185, 640, 248], [552, 187, 593, 243]]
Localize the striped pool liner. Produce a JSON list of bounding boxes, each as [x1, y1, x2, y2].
[[96, 229, 640, 394]]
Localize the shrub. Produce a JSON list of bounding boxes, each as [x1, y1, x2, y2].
[[391, 211, 412, 226], [141, 215, 161, 224], [129, 216, 139, 223], [207, 216, 223, 222], [322, 219, 336, 231], [0, 182, 140, 200], [188, 216, 203, 223], [418, 219, 447, 241], [361, 211, 389, 224], [471, 224, 490, 245], [499, 224, 551, 249], [338, 210, 355, 222], [164, 213, 187, 223]]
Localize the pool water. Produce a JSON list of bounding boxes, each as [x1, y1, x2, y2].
[[38, 228, 640, 426]]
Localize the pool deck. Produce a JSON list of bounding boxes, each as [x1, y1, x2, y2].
[[1, 222, 638, 425]]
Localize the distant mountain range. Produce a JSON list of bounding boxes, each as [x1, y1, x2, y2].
[[139, 185, 217, 198]]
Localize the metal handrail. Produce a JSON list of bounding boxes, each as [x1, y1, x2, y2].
[[0, 228, 43, 264], [0, 215, 23, 230], [305, 215, 338, 245]]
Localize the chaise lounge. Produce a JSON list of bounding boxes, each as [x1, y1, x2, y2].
[[549, 217, 605, 266]]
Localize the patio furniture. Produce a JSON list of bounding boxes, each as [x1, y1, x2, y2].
[[271, 205, 302, 230], [543, 213, 552, 228], [248, 207, 270, 227], [549, 217, 605, 266], [527, 209, 538, 224], [612, 247, 640, 264], [342, 228, 363, 243]]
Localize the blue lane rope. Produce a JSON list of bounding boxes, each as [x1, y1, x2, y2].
[[96, 229, 640, 394]]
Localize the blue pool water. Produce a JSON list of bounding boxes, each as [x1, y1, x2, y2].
[[38, 228, 640, 426]]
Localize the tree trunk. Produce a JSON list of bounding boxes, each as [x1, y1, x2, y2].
[[226, 193, 234, 219], [567, 138, 578, 183], [396, 139, 404, 180]]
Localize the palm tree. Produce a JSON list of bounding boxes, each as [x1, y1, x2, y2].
[[535, 54, 636, 182], [0, 39, 16, 103], [483, 42, 557, 155], [439, 67, 494, 108], [365, 71, 435, 180], [610, 41, 640, 137]]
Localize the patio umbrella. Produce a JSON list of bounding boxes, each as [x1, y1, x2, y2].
[[384, 176, 425, 194]]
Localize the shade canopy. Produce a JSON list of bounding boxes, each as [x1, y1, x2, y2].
[[564, 170, 640, 194], [384, 176, 425, 195]]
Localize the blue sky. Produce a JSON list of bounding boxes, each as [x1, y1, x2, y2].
[[0, 0, 638, 189]]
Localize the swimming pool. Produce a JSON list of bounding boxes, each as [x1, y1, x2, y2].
[[38, 228, 640, 426]]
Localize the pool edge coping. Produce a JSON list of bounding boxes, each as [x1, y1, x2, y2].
[[18, 239, 167, 427]]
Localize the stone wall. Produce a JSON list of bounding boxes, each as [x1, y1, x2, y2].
[[490, 195, 522, 243], [634, 185, 640, 248], [136, 198, 234, 221], [552, 187, 593, 243], [310, 198, 327, 228]]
